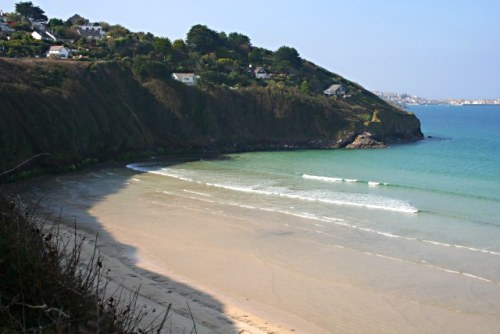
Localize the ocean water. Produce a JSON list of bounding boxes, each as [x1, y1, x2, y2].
[[128, 105, 500, 284]]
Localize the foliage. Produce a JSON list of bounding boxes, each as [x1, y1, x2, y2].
[[300, 80, 310, 94], [15, 1, 47, 22], [47, 17, 64, 27], [227, 32, 251, 48], [0, 2, 342, 94], [132, 56, 171, 80], [152, 36, 171, 58], [0, 197, 169, 333], [0, 38, 48, 57], [186, 24, 220, 53], [106, 24, 130, 38], [273, 45, 301, 71]]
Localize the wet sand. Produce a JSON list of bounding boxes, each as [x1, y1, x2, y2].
[[12, 165, 500, 333]]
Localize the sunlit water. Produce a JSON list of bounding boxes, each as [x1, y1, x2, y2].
[[128, 105, 500, 284]]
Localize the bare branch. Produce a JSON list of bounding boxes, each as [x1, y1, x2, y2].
[[0, 153, 50, 178]]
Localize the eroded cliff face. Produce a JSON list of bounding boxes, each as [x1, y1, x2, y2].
[[0, 59, 422, 173]]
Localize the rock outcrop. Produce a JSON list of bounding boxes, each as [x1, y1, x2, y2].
[[346, 132, 386, 149]]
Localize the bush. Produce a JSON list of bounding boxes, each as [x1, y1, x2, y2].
[[0, 196, 169, 333]]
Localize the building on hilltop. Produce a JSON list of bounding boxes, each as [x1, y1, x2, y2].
[[0, 21, 14, 33], [253, 66, 270, 79], [0, 12, 14, 34], [172, 73, 197, 86], [32, 29, 57, 42], [30, 19, 46, 30], [77, 25, 105, 39], [323, 84, 347, 97], [47, 45, 70, 59]]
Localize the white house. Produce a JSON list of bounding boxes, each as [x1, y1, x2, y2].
[[254, 66, 270, 79], [47, 45, 70, 59], [172, 73, 197, 86], [323, 84, 347, 96], [77, 25, 105, 39], [32, 29, 57, 41]]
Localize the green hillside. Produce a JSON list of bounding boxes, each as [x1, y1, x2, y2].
[[0, 4, 422, 177], [0, 58, 422, 175]]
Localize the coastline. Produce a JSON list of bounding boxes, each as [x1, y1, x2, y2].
[[9, 163, 500, 334]]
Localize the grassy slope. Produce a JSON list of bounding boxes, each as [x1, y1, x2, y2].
[[0, 58, 422, 174]]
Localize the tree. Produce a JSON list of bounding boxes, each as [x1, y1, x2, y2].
[[186, 24, 220, 53], [228, 32, 251, 48], [248, 48, 263, 63], [15, 1, 47, 22], [106, 24, 130, 38], [171, 39, 188, 63], [172, 39, 187, 51], [47, 18, 64, 28], [152, 36, 171, 55], [273, 45, 301, 69]]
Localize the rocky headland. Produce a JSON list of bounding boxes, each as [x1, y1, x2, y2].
[[0, 58, 422, 177]]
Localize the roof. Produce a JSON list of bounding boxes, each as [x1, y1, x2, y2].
[[172, 73, 195, 79], [32, 29, 57, 41], [49, 45, 67, 52], [325, 84, 343, 92], [77, 27, 104, 39], [254, 66, 266, 73]]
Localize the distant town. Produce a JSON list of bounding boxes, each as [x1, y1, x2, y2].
[[374, 91, 500, 107]]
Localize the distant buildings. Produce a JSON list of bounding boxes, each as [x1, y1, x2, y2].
[[172, 73, 197, 86], [77, 25, 105, 39], [47, 46, 70, 59], [374, 91, 500, 106], [253, 66, 270, 79], [0, 11, 14, 34], [324, 84, 347, 97], [32, 29, 57, 41]]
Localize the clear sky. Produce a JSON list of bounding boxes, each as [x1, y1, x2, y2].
[[1, 0, 499, 99]]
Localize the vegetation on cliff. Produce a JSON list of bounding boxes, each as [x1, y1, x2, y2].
[[0, 58, 422, 176], [0, 2, 423, 177]]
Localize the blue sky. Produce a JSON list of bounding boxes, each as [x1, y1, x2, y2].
[[1, 0, 499, 99]]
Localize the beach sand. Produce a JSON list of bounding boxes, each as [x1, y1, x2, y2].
[[10, 165, 500, 333]]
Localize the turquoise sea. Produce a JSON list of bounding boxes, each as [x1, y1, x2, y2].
[[128, 105, 500, 284]]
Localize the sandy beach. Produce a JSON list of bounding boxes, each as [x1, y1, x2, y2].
[[10, 164, 500, 334]]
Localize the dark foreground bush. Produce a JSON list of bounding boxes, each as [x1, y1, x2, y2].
[[0, 196, 169, 333]]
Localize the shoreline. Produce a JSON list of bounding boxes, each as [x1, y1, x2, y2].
[[7, 163, 500, 333], [7, 165, 304, 333]]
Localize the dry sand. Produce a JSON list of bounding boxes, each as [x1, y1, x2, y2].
[[10, 165, 500, 333]]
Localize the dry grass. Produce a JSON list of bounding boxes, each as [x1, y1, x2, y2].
[[0, 195, 170, 333]]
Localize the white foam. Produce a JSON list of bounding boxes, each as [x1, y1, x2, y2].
[[303, 173, 389, 187], [126, 165, 500, 260], [344, 178, 358, 183], [203, 182, 418, 214], [423, 240, 500, 256], [128, 165, 414, 213], [302, 174, 343, 183], [126, 163, 150, 172]]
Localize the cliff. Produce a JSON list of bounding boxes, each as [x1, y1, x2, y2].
[[0, 58, 423, 174]]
